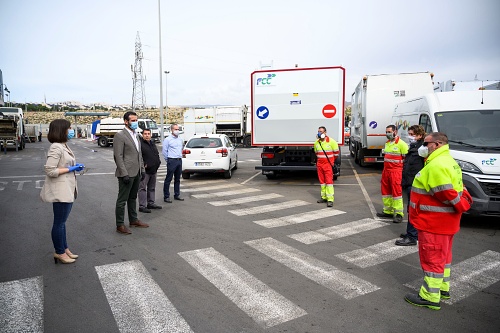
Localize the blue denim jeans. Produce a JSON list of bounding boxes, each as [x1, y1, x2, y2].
[[52, 202, 73, 254]]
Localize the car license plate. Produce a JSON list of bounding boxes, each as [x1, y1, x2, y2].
[[195, 162, 212, 166]]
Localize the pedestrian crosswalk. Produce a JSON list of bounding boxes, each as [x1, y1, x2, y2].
[[2, 178, 500, 332]]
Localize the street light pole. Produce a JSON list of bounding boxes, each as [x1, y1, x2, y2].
[[164, 71, 170, 125], [157, 0, 165, 141]]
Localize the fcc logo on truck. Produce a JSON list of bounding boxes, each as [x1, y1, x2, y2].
[[256, 73, 276, 86]]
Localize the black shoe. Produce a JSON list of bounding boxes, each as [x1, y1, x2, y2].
[[440, 291, 450, 299], [400, 233, 407, 238], [164, 198, 172, 203], [376, 212, 393, 219], [404, 293, 440, 310], [147, 203, 163, 209], [317, 198, 327, 203], [174, 196, 184, 201], [139, 207, 151, 213], [327, 201, 333, 207], [395, 237, 417, 246], [393, 215, 403, 223]]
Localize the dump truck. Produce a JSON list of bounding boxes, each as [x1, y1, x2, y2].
[[0, 107, 26, 151], [252, 66, 345, 179], [349, 72, 434, 166]]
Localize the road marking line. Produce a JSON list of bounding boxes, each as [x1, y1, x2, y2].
[[245, 238, 380, 299], [348, 159, 378, 219], [95, 260, 193, 333], [241, 171, 261, 185], [336, 238, 418, 268], [255, 208, 346, 228], [208, 193, 283, 206], [404, 250, 500, 304], [228, 200, 309, 216], [192, 188, 261, 198], [181, 179, 227, 186], [182, 183, 242, 192], [288, 218, 388, 244], [179, 247, 306, 328], [0, 276, 44, 333]]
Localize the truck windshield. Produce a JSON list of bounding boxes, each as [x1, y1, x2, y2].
[[434, 110, 500, 150], [144, 121, 158, 129]]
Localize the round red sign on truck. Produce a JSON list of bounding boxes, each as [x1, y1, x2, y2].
[[322, 104, 337, 118]]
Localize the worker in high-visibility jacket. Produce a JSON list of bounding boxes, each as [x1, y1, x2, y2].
[[404, 132, 472, 311], [314, 126, 339, 207], [377, 125, 408, 223]]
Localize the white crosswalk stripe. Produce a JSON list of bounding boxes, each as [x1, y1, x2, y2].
[[288, 218, 388, 244], [254, 208, 345, 228], [228, 200, 309, 216], [95, 260, 193, 333], [336, 239, 419, 268], [179, 247, 307, 328], [0, 276, 44, 333], [192, 187, 261, 198], [208, 193, 283, 206], [182, 183, 242, 192], [245, 237, 380, 299], [404, 250, 500, 304]]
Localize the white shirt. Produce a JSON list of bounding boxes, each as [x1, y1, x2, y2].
[[125, 126, 139, 151]]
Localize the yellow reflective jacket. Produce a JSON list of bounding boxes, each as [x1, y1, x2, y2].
[[409, 144, 472, 234]]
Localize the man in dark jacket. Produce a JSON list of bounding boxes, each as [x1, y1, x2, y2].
[[396, 125, 425, 246], [138, 129, 162, 213]]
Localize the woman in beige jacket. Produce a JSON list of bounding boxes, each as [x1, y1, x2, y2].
[[40, 119, 84, 264]]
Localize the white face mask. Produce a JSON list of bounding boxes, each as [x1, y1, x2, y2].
[[408, 135, 416, 143], [173, 130, 180, 136], [418, 145, 429, 158]]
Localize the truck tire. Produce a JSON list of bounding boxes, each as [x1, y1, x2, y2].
[[98, 136, 108, 147], [265, 173, 277, 180], [349, 141, 355, 157], [182, 172, 191, 179], [243, 135, 252, 147], [357, 147, 367, 167]]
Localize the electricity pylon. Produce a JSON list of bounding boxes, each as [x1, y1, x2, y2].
[[131, 31, 146, 112]]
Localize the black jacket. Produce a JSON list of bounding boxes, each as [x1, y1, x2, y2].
[[402, 139, 425, 188], [140, 138, 161, 174]]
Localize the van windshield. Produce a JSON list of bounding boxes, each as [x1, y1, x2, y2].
[[144, 120, 158, 129], [434, 110, 500, 150]]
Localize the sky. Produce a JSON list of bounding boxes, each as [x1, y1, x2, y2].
[[1, 0, 500, 106]]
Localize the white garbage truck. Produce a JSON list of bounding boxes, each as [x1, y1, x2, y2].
[[392, 90, 500, 216], [350, 72, 434, 166], [252, 66, 345, 179]]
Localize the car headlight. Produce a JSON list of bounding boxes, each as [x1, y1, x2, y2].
[[454, 159, 482, 173]]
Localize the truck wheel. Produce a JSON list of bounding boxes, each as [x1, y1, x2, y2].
[[357, 148, 367, 167], [182, 172, 191, 179], [98, 137, 108, 147], [243, 135, 252, 147], [349, 141, 355, 157], [265, 173, 277, 180]]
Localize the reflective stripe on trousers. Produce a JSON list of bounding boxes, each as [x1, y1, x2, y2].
[[418, 230, 454, 303]]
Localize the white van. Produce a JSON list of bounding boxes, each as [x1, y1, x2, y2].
[[392, 90, 500, 216]]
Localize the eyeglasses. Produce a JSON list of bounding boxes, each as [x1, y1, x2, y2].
[[423, 141, 440, 146]]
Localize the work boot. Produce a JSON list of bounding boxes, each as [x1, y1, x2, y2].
[[376, 212, 393, 219], [395, 237, 417, 246], [327, 201, 333, 207], [393, 215, 403, 223], [317, 198, 327, 203], [404, 293, 441, 310]]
